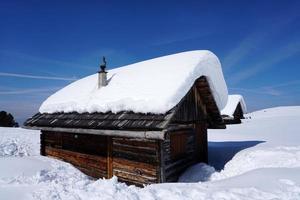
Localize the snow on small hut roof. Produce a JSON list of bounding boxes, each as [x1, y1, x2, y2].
[[39, 50, 228, 114], [221, 94, 247, 117]]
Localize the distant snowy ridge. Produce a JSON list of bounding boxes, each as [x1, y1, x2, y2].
[[248, 106, 300, 119], [221, 94, 247, 117], [39, 50, 228, 114]]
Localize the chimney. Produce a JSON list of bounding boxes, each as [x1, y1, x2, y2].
[[98, 56, 108, 89]]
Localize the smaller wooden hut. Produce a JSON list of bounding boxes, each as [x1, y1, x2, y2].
[[221, 94, 247, 124], [24, 50, 228, 186]]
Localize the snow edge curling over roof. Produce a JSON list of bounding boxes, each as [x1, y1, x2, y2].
[[39, 50, 228, 114], [221, 94, 247, 117]]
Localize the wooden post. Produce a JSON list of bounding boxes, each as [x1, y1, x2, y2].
[[40, 131, 45, 156], [158, 140, 165, 183], [107, 136, 113, 178]]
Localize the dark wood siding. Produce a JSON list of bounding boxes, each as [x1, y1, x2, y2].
[[195, 122, 208, 163], [170, 132, 188, 160], [161, 77, 211, 182], [163, 129, 197, 182], [41, 131, 108, 178], [41, 131, 161, 186], [112, 137, 160, 186], [196, 76, 225, 128], [162, 123, 208, 182], [223, 103, 244, 124], [171, 85, 206, 124], [233, 103, 244, 120]]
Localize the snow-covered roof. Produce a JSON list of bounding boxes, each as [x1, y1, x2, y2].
[[221, 94, 247, 117], [39, 50, 228, 114]]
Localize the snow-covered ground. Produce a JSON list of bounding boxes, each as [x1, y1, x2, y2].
[[1, 106, 300, 199]]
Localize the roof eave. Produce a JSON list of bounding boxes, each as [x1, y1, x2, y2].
[[22, 125, 166, 140]]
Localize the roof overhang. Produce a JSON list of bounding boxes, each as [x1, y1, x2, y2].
[[23, 126, 166, 140]]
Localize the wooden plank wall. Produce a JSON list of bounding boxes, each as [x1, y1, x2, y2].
[[163, 77, 209, 182], [171, 85, 206, 123], [41, 131, 161, 186], [163, 130, 198, 182], [41, 131, 108, 178], [234, 103, 244, 119], [223, 103, 244, 124], [112, 137, 160, 186], [195, 123, 208, 163], [196, 76, 225, 128]]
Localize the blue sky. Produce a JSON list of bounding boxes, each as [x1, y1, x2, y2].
[[0, 0, 300, 123]]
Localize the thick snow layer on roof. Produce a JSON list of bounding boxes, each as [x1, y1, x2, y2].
[[221, 94, 247, 117], [39, 50, 228, 114]]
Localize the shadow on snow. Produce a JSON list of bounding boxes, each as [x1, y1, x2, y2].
[[177, 140, 265, 183], [208, 140, 265, 171]]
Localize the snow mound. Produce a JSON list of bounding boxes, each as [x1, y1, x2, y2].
[[0, 128, 40, 157], [211, 146, 300, 180], [208, 106, 300, 182], [221, 94, 247, 117], [0, 157, 52, 184], [39, 50, 228, 114], [179, 163, 216, 182]]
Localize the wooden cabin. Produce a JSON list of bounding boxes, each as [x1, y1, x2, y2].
[[221, 95, 247, 124], [24, 51, 227, 186]]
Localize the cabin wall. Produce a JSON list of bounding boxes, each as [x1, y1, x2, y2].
[[233, 103, 244, 119], [40, 131, 161, 186], [162, 123, 207, 182], [162, 129, 196, 182], [41, 131, 108, 178], [223, 103, 244, 124], [161, 78, 209, 182], [112, 137, 160, 186]]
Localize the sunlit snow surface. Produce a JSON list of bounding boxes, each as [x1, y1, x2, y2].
[[1, 106, 300, 199]]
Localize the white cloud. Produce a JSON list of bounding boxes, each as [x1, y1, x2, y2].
[[223, 13, 299, 73], [229, 79, 300, 96], [0, 72, 77, 81], [0, 87, 61, 95], [222, 32, 265, 71], [229, 41, 300, 85]]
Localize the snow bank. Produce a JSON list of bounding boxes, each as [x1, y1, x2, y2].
[[179, 163, 215, 182], [39, 50, 228, 114], [221, 94, 247, 117], [209, 106, 300, 181], [0, 157, 52, 181], [211, 146, 300, 180], [0, 128, 40, 157]]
